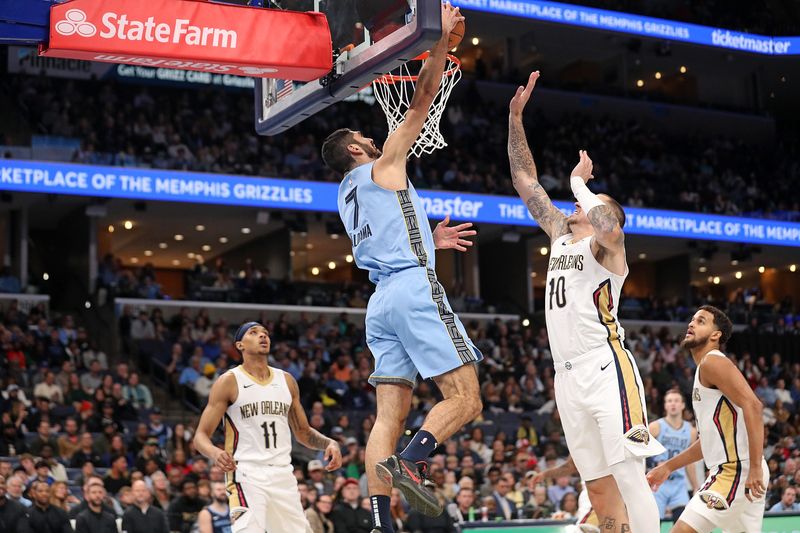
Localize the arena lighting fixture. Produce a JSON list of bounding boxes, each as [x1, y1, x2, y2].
[[195, 224, 205, 231], [219, 237, 228, 244], [159, 243, 168, 249], [328, 262, 336, 270], [758, 266, 765, 273], [290, 251, 296, 257], [791, 264, 797, 272], [330, 234, 340, 239], [712, 276, 720, 284], [144, 250, 153, 257], [306, 243, 314, 249], [187, 252, 195, 259], [530, 272, 537, 278], [522, 318, 531, 327], [730, 260, 739, 266], [174, 234, 184, 241], [241, 227, 251, 234], [471, 37, 479, 45], [636, 79, 644, 87], [654, 72, 662, 79], [107, 225, 115, 233], [680, 65, 687, 73], [202, 245, 211, 252], [43, 273, 49, 281], [84, 301, 91, 309], [638, 253, 647, 259], [699, 266, 707, 273], [124, 220, 134, 230], [735, 271, 742, 279], [345, 254, 353, 263], [130, 257, 139, 264], [540, 246, 549, 255], [311, 267, 320, 276], [172, 260, 180, 266]]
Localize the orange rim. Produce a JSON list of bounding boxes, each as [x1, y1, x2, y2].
[[374, 53, 461, 84]]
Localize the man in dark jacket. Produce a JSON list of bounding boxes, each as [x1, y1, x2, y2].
[[0, 475, 28, 532], [68, 475, 117, 519], [122, 479, 169, 533], [75, 482, 117, 533], [330, 479, 371, 533], [21, 481, 71, 533], [167, 479, 205, 533]]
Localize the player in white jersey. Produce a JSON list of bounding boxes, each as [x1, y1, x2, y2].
[[509, 72, 664, 533], [194, 322, 343, 533], [647, 306, 768, 533]]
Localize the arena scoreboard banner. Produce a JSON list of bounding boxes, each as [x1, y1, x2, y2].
[[2, 159, 800, 248], [452, 0, 800, 55]]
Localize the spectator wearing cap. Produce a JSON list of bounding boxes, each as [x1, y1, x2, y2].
[[70, 433, 102, 468], [0, 421, 27, 456], [148, 408, 172, 448], [167, 479, 205, 533], [330, 478, 371, 533], [74, 481, 117, 533], [136, 437, 167, 477], [308, 459, 334, 496], [104, 454, 132, 496], [123, 372, 153, 410], [3, 383, 31, 408], [193, 363, 217, 401], [33, 371, 64, 404], [0, 474, 27, 532], [27, 480, 71, 533], [29, 420, 59, 457]]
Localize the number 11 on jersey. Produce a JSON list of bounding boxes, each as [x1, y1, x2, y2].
[[261, 421, 278, 449]]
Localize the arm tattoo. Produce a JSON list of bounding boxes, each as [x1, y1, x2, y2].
[[587, 204, 619, 234], [305, 429, 333, 451], [508, 118, 569, 241]]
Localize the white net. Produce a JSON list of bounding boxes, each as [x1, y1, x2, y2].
[[372, 54, 461, 158]]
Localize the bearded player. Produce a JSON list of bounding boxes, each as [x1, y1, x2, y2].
[[647, 307, 767, 533], [508, 71, 665, 533]]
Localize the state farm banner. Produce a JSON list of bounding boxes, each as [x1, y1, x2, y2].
[[39, 0, 332, 81]]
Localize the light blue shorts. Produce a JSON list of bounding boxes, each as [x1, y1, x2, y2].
[[366, 267, 483, 387], [655, 477, 690, 518]]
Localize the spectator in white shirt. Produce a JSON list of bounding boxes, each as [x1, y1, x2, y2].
[[775, 378, 793, 406], [130, 311, 156, 341], [33, 372, 64, 404]]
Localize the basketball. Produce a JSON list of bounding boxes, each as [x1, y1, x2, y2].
[[449, 19, 465, 49]]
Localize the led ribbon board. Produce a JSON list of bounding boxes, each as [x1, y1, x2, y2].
[[2, 159, 799, 247]]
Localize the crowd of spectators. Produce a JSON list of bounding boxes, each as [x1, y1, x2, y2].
[[2, 294, 800, 532], [8, 74, 800, 223]]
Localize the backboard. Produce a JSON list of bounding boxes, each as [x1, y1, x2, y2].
[[254, 0, 442, 136]]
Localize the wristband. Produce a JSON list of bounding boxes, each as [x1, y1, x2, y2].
[[570, 176, 604, 212]]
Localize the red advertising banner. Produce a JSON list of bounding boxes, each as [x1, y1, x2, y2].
[[39, 0, 332, 81]]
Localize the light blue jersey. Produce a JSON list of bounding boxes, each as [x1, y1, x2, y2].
[[336, 161, 482, 386], [337, 162, 436, 284], [653, 418, 693, 518]]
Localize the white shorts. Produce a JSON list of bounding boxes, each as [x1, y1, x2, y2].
[[226, 463, 312, 533], [680, 458, 768, 533], [554, 346, 665, 481]]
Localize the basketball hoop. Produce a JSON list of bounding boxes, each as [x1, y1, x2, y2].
[[372, 52, 461, 158]]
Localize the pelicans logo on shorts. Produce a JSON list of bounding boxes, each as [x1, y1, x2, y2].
[[230, 508, 248, 523], [693, 388, 701, 401], [625, 426, 651, 445], [699, 491, 729, 510]]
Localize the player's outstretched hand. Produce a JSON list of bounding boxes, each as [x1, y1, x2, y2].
[[213, 449, 236, 472], [434, 215, 476, 252], [570, 150, 594, 183], [509, 71, 540, 117], [441, 3, 465, 38], [744, 464, 765, 502], [646, 464, 669, 492], [324, 441, 343, 471]]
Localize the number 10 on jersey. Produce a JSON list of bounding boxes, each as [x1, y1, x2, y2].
[[549, 276, 567, 310]]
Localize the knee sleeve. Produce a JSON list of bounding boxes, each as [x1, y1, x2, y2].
[[609, 458, 660, 533]]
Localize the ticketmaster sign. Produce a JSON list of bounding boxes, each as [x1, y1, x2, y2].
[[2, 159, 799, 247]]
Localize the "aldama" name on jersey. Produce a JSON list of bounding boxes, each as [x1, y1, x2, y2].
[[240, 400, 290, 419]]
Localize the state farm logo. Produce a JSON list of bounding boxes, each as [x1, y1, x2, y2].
[[55, 9, 97, 37], [54, 10, 239, 49]]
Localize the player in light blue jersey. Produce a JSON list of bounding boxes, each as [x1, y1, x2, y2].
[[649, 388, 699, 520], [321, 5, 483, 532]]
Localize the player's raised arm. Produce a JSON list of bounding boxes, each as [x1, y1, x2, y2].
[[284, 373, 343, 471], [194, 373, 237, 472], [570, 150, 624, 252], [701, 355, 766, 501], [508, 71, 569, 242], [373, 3, 464, 190]]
